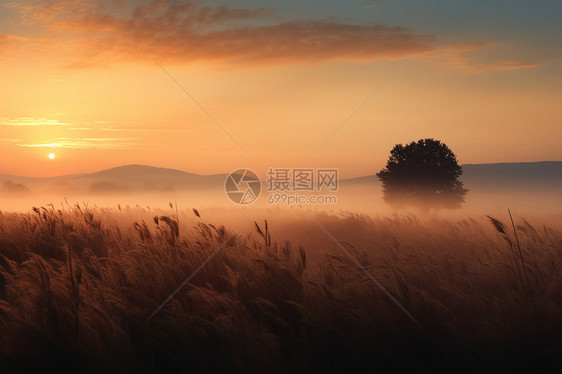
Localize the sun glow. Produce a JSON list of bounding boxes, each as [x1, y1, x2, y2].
[[48, 153, 56, 159]]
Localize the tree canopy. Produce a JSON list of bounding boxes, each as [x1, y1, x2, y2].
[[377, 138, 468, 211]]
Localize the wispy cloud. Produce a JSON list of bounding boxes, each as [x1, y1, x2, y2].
[[70, 126, 189, 133], [0, 33, 27, 57], [15, 137, 139, 149], [469, 59, 547, 72], [426, 42, 550, 73], [6, 0, 434, 67], [1, 117, 186, 134], [0, 138, 21, 144], [0, 117, 71, 126], [2, 0, 549, 73]]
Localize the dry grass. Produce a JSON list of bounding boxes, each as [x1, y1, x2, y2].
[[0, 203, 561, 373]]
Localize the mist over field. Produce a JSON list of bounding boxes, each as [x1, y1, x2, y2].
[[0, 161, 560, 371], [1, 162, 560, 267], [1, 162, 560, 215], [1, 190, 561, 372]]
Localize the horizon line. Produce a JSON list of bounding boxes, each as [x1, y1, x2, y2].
[[1, 160, 561, 181]]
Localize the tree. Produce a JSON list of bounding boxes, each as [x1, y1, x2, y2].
[[376, 138, 468, 211], [1, 181, 31, 197]]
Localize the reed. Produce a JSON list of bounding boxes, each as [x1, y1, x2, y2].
[[0, 204, 560, 372]]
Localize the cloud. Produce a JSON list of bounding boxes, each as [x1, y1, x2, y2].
[[426, 41, 550, 73], [7, 0, 435, 67], [69, 126, 189, 133], [0, 117, 71, 126], [475, 59, 546, 72], [0, 33, 27, 57], [13, 137, 139, 149], [3, 0, 548, 72], [98, 127, 189, 133]]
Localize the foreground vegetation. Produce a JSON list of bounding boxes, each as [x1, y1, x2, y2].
[[0, 203, 561, 373]]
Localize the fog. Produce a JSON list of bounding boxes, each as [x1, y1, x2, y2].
[[1, 182, 560, 229]]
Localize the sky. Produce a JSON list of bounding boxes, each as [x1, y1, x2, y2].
[[0, 0, 561, 178]]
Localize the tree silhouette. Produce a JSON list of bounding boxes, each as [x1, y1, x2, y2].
[[377, 138, 468, 211], [1, 181, 31, 197]]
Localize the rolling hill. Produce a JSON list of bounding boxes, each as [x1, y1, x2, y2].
[[0, 161, 560, 197], [341, 161, 562, 191]]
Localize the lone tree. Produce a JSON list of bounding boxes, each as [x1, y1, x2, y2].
[[377, 138, 468, 211]]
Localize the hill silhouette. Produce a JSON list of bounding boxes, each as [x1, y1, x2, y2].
[[0, 162, 560, 196], [341, 161, 562, 191], [0, 164, 228, 195]]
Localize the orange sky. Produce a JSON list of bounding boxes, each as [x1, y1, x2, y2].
[[1, 0, 561, 178]]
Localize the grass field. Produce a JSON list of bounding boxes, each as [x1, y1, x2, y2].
[[0, 203, 561, 373]]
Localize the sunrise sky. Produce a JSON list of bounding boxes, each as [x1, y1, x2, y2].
[[1, 0, 561, 178]]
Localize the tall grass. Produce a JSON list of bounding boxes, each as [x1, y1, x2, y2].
[[0, 204, 561, 373]]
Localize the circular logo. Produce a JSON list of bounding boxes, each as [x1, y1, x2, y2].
[[225, 169, 261, 205]]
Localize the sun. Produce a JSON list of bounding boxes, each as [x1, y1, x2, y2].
[[48, 153, 56, 159]]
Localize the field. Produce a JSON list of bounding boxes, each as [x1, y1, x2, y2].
[[0, 203, 561, 373]]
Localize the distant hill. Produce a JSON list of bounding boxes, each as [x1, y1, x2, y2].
[[0, 162, 560, 196], [91, 164, 197, 179], [0, 164, 229, 195], [341, 161, 562, 192], [74, 164, 228, 193], [461, 161, 562, 191]]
